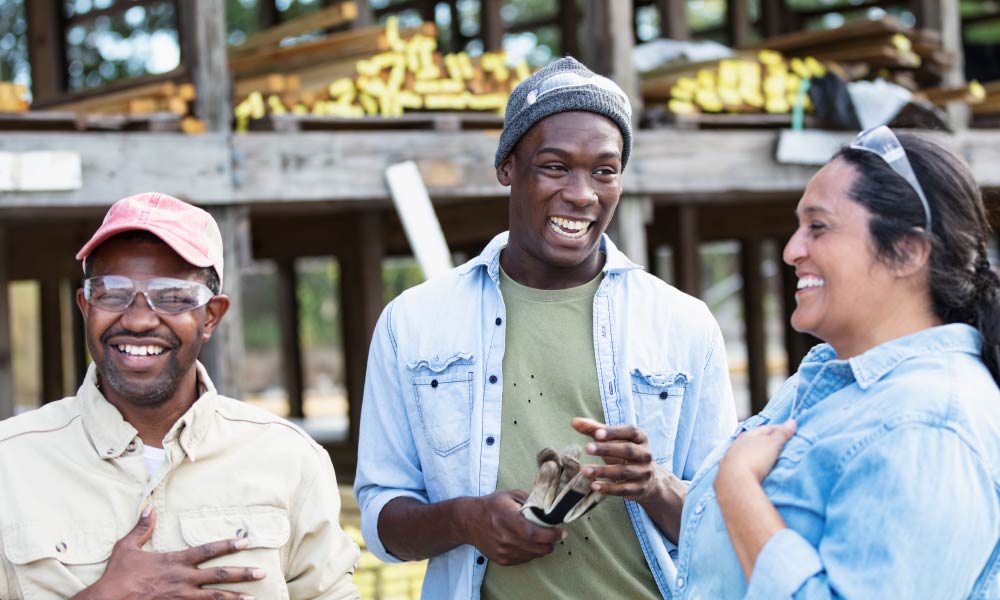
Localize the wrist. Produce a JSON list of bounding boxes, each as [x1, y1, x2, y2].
[[449, 496, 479, 546]]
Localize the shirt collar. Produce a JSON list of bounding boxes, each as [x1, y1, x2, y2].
[[457, 231, 642, 282], [800, 324, 982, 391], [79, 361, 219, 461], [848, 324, 982, 389]]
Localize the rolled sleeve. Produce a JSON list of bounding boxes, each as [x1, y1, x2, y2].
[[745, 528, 822, 600], [354, 304, 431, 564]]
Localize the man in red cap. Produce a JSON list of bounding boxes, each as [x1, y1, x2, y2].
[[0, 193, 360, 600]]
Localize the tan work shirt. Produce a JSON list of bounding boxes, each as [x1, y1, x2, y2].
[[0, 362, 360, 600]]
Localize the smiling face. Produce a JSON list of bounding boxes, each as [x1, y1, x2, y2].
[[783, 159, 910, 357], [498, 111, 623, 289], [76, 236, 228, 409]]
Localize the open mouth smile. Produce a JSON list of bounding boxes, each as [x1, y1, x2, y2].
[[548, 216, 593, 240]]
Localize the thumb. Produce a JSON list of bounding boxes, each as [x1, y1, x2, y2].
[[125, 505, 157, 549], [778, 419, 797, 439]]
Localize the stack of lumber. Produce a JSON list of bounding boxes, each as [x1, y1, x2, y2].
[[0, 83, 29, 112], [35, 79, 205, 134], [233, 16, 531, 130], [643, 50, 824, 116]]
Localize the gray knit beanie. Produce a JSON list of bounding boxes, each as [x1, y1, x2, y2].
[[495, 56, 633, 170]]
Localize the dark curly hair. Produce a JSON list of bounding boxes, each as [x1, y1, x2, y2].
[[835, 132, 1000, 384]]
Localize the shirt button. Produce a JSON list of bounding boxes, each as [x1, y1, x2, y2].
[[676, 576, 685, 589], [659, 391, 668, 400], [495, 317, 502, 326], [431, 379, 439, 388], [55, 542, 67, 552], [486, 436, 495, 446], [106, 449, 115, 455], [694, 503, 705, 515], [489, 375, 497, 384], [476, 556, 485, 565], [236, 528, 249, 539], [126, 441, 137, 452]]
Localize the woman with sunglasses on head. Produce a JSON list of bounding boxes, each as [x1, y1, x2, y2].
[[663, 128, 1000, 599]]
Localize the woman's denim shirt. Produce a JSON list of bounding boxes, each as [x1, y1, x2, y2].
[[355, 232, 737, 599], [676, 324, 1000, 599]]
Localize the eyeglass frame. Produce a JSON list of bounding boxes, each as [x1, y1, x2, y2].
[[849, 125, 933, 232], [82, 275, 216, 315]]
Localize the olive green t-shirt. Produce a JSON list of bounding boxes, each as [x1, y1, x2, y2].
[[480, 268, 660, 600]]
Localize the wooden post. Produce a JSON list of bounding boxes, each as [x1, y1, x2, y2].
[[940, 0, 968, 130], [740, 239, 768, 414], [276, 259, 305, 419], [481, 0, 504, 52], [339, 211, 384, 469], [670, 205, 701, 297], [350, 0, 375, 28], [609, 195, 651, 267], [25, 0, 66, 104], [584, 0, 638, 111], [40, 279, 65, 404], [560, 0, 581, 58], [777, 240, 817, 374], [657, 0, 690, 40], [180, 0, 230, 132], [759, 0, 785, 39], [201, 206, 250, 399], [69, 279, 88, 388], [259, 0, 279, 29], [0, 226, 12, 420], [727, 0, 753, 49]]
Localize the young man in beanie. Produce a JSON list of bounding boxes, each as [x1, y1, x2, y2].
[[355, 57, 736, 598], [0, 193, 359, 600]]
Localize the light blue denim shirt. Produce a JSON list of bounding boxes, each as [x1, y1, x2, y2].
[[355, 232, 737, 599], [675, 324, 1000, 599]]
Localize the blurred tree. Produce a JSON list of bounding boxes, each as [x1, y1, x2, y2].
[[0, 0, 30, 89]]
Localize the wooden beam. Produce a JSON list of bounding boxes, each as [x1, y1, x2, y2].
[[337, 211, 384, 476], [180, 0, 229, 132], [740, 239, 768, 414], [670, 204, 701, 297], [481, 0, 504, 52], [911, 0, 942, 30], [759, 0, 785, 38], [560, 0, 581, 58], [276, 259, 305, 418], [727, 0, 753, 49], [200, 206, 250, 398], [584, 0, 638, 111], [25, 0, 66, 104], [609, 195, 651, 266], [777, 242, 816, 375], [233, 1, 358, 57], [657, 0, 690, 40], [0, 225, 12, 419], [259, 0, 280, 31], [40, 279, 65, 404]]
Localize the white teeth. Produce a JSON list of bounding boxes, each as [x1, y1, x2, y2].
[[797, 276, 825, 290], [548, 217, 591, 239], [116, 344, 165, 357]]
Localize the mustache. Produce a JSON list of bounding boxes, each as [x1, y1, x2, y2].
[[100, 328, 179, 347]]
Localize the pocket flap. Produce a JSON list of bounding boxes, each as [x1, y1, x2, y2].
[[2, 522, 114, 565], [631, 369, 691, 395], [406, 351, 475, 373], [179, 506, 290, 550]]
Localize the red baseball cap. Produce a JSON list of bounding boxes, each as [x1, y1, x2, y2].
[[76, 192, 224, 288]]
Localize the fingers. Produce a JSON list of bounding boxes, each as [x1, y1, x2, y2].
[[571, 417, 603, 436], [584, 440, 652, 464], [121, 505, 157, 550], [574, 418, 648, 445], [178, 538, 250, 566], [194, 590, 256, 600], [507, 489, 530, 505], [192, 565, 266, 587]]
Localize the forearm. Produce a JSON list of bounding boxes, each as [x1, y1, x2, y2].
[[378, 496, 478, 561], [637, 466, 688, 544], [714, 470, 786, 581]]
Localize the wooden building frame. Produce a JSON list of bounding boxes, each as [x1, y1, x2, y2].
[[1, 0, 992, 478]]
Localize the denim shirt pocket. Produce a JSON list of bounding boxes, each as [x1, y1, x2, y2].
[[631, 369, 690, 464], [407, 352, 476, 457]]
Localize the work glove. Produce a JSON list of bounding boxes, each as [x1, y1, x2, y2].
[[520, 445, 604, 528]]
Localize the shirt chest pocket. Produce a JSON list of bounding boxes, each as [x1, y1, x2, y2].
[[179, 506, 291, 600], [407, 352, 475, 457], [2, 521, 115, 599], [631, 369, 690, 464]]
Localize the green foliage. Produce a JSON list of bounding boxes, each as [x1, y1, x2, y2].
[[0, 0, 29, 86]]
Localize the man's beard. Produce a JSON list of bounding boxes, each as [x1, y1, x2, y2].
[[97, 353, 186, 407]]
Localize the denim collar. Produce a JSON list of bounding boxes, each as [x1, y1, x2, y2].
[[799, 324, 982, 391], [457, 231, 642, 284]]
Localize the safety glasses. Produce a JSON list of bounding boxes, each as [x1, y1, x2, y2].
[[849, 125, 932, 231], [83, 275, 215, 315]]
